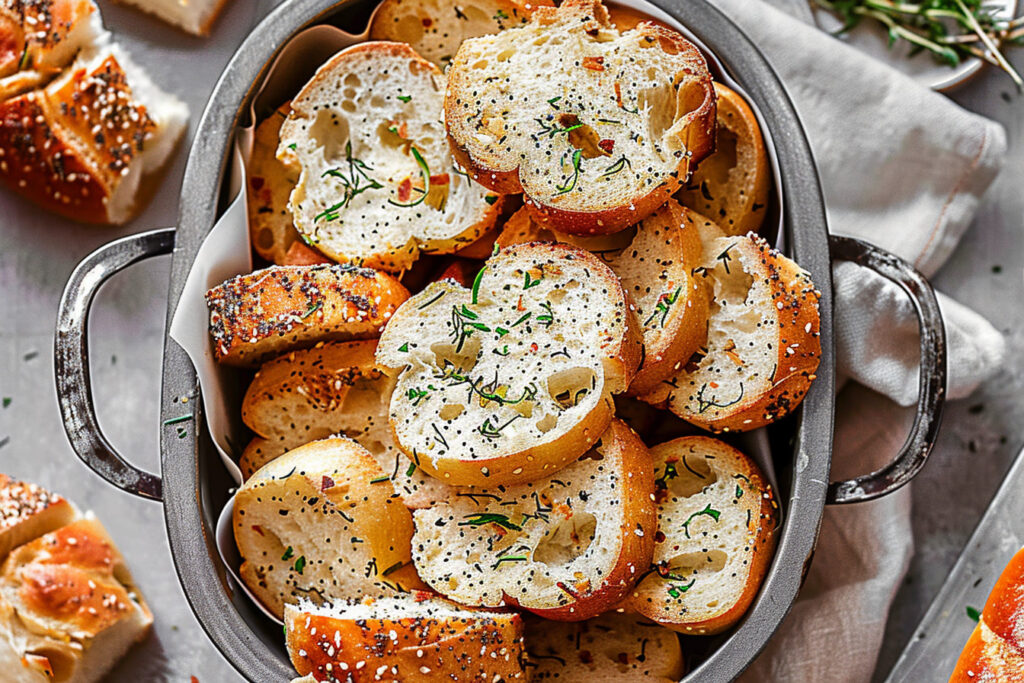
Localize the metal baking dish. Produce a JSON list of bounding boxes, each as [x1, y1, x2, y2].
[[52, 0, 949, 679]]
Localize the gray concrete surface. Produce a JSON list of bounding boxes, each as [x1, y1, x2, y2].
[[0, 2, 1020, 681]]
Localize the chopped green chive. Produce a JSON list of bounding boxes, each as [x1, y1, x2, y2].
[[163, 413, 192, 425], [397, 94, 412, 103], [293, 556, 306, 574], [682, 505, 721, 538], [281, 546, 294, 561], [967, 606, 981, 622], [472, 266, 487, 304], [388, 147, 431, 208], [459, 513, 521, 531], [399, 343, 409, 352], [370, 475, 391, 484]]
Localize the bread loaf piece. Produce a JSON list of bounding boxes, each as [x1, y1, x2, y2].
[[239, 340, 447, 509], [206, 264, 409, 367], [526, 611, 684, 681], [950, 547, 1024, 682], [376, 242, 641, 486], [623, 437, 777, 635], [110, 0, 229, 35], [233, 438, 426, 619], [0, 0, 102, 100], [412, 420, 655, 620], [279, 42, 503, 272], [497, 200, 711, 396], [0, 516, 153, 683], [0, 474, 75, 560], [285, 594, 529, 682], [641, 216, 821, 432], [677, 83, 770, 236], [444, 0, 716, 235], [369, 0, 549, 67], [248, 102, 302, 265], [0, 43, 188, 224]]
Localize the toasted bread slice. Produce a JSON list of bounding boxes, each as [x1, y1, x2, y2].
[[233, 438, 426, 619], [526, 612, 684, 681], [0, 516, 153, 683], [376, 242, 642, 486], [496, 201, 710, 396], [239, 340, 447, 508], [285, 594, 529, 682], [279, 42, 503, 272], [110, 0, 229, 35], [678, 83, 770, 236], [623, 436, 777, 635], [444, 0, 715, 235], [641, 217, 821, 432], [411, 420, 655, 620], [0, 0, 102, 100], [0, 475, 76, 561], [369, 0, 550, 68], [248, 103, 302, 265], [205, 264, 409, 367]]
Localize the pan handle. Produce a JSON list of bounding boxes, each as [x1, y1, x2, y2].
[[826, 235, 947, 505], [55, 228, 176, 503]]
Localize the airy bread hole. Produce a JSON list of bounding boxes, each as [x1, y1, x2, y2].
[[705, 127, 739, 186], [664, 455, 717, 497], [534, 512, 597, 565], [309, 109, 352, 164], [657, 34, 681, 55], [547, 367, 596, 409], [344, 73, 361, 89], [667, 549, 728, 575], [639, 83, 674, 148], [536, 413, 558, 433], [393, 17, 425, 43], [440, 404, 464, 421], [497, 48, 516, 62], [431, 341, 480, 374], [559, 114, 610, 160], [256, 227, 275, 250]]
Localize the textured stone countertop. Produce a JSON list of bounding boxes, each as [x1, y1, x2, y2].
[[0, 1, 1020, 681]]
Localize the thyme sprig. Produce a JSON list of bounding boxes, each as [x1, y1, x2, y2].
[[316, 142, 383, 221], [814, 0, 1024, 87]]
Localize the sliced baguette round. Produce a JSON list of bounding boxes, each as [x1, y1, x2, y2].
[[526, 612, 684, 681], [623, 436, 777, 635], [279, 42, 503, 272], [641, 217, 821, 432], [376, 242, 642, 486], [247, 102, 301, 265], [444, 0, 716, 235], [285, 594, 529, 682], [411, 420, 655, 620], [239, 340, 447, 509], [677, 83, 770, 236], [496, 201, 710, 397], [369, 0, 550, 68], [205, 264, 409, 367], [233, 438, 426, 619]]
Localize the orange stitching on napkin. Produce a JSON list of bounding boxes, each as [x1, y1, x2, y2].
[[915, 126, 989, 271]]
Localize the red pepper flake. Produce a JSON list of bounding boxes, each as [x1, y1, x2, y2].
[[617, 653, 630, 665], [429, 173, 450, 185], [530, 342, 538, 353], [321, 475, 335, 491], [250, 176, 265, 191], [191, 677, 200, 683], [251, 525, 264, 536], [413, 590, 433, 602], [579, 650, 594, 664], [582, 56, 605, 71], [614, 82, 624, 107], [654, 530, 666, 543], [598, 139, 614, 153], [397, 177, 413, 202], [421, 17, 433, 27]]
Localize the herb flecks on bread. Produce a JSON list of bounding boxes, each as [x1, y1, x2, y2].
[[444, 0, 716, 235], [279, 42, 502, 272], [526, 611, 684, 681], [369, 0, 550, 68], [205, 263, 409, 367], [642, 218, 821, 432], [239, 340, 447, 508], [286, 595, 529, 682], [232, 438, 426, 619], [411, 420, 655, 620], [376, 242, 642, 486], [624, 436, 777, 635]]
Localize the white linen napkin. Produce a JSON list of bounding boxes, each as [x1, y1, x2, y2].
[[702, 0, 1009, 680]]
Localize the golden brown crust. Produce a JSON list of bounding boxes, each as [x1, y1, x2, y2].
[[205, 264, 410, 367], [443, 0, 716, 235], [623, 436, 777, 635], [286, 595, 529, 682], [677, 83, 770, 237]]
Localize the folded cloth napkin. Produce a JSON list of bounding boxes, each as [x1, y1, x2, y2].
[[702, 0, 1009, 680]]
